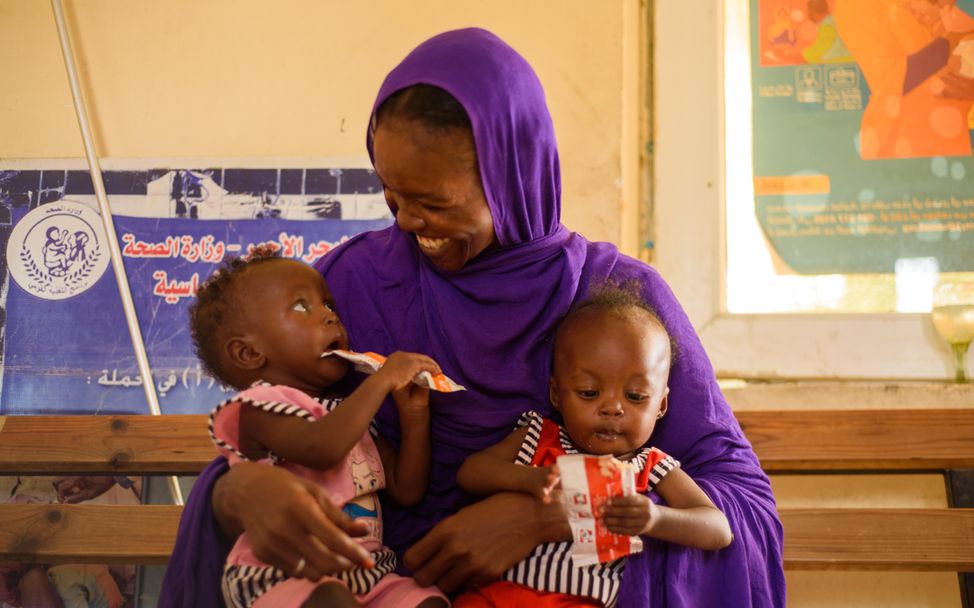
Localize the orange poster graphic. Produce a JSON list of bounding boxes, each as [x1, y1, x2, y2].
[[760, 0, 974, 159], [833, 0, 974, 159]]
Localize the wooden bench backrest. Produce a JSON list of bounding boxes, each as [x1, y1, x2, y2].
[[4, 408, 974, 475], [0, 414, 217, 475], [2, 406, 974, 569]]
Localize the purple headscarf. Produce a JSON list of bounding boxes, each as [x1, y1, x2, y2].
[[161, 28, 784, 607]]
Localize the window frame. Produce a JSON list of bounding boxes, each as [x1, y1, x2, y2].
[[652, 0, 958, 380]]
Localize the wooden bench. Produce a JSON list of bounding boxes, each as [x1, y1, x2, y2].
[[1, 385, 973, 580]]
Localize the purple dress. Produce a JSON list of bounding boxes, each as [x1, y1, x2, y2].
[[161, 28, 785, 608]]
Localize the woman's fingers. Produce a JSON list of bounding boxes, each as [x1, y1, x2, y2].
[[406, 493, 557, 591], [293, 535, 353, 581], [250, 503, 361, 581], [405, 522, 482, 590], [436, 560, 478, 594], [304, 490, 374, 568], [409, 540, 483, 593], [233, 467, 372, 578], [313, 486, 369, 538], [248, 532, 309, 577], [403, 527, 444, 584]]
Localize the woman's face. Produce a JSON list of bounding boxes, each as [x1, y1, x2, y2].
[[372, 118, 496, 272]]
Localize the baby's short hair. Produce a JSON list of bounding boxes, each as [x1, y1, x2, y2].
[[188, 246, 281, 387], [556, 279, 678, 364]]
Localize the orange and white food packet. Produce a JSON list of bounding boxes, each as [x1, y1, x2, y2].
[[321, 349, 466, 392], [557, 453, 643, 566]]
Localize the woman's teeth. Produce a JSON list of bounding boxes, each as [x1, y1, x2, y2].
[[416, 235, 449, 251]]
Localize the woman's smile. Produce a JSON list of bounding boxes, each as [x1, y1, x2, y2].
[[416, 234, 450, 253]]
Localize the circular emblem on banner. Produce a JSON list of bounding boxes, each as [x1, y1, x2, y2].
[[7, 201, 110, 300]]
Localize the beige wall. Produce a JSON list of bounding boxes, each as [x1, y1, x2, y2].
[[0, 0, 641, 252]]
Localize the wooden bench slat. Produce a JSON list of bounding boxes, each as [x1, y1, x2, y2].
[[3, 408, 974, 573], [781, 508, 974, 571], [0, 504, 180, 564], [2, 504, 972, 570], [2, 409, 972, 475], [735, 409, 974, 471], [0, 415, 216, 475]]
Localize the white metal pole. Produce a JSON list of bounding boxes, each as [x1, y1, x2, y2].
[[50, 0, 183, 506]]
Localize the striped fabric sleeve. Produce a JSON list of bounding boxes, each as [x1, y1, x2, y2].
[[514, 410, 545, 465], [644, 448, 680, 491], [207, 396, 316, 462]]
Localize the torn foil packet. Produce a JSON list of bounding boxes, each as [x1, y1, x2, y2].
[[557, 453, 644, 566], [321, 349, 466, 392]]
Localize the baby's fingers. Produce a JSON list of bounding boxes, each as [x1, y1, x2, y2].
[[602, 502, 645, 520], [544, 469, 560, 491], [603, 516, 644, 537]]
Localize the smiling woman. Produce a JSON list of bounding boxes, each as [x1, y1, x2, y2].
[[162, 28, 784, 608], [370, 90, 496, 272]]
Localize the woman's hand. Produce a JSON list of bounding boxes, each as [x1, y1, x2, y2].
[[213, 462, 373, 580], [404, 491, 571, 593]]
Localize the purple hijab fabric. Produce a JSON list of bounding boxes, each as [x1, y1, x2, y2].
[[161, 28, 784, 607]]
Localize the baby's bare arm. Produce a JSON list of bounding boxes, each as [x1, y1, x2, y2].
[[603, 468, 733, 550], [243, 352, 440, 470], [457, 427, 558, 501], [374, 404, 431, 507], [240, 373, 392, 469]]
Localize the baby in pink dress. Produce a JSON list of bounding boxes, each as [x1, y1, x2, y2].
[[190, 248, 447, 608]]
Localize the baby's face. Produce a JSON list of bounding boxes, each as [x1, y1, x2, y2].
[[550, 308, 671, 461], [234, 259, 350, 393]]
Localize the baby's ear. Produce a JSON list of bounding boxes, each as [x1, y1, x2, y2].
[[226, 336, 265, 371], [548, 377, 561, 411], [657, 389, 669, 419]]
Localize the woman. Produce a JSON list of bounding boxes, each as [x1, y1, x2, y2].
[[161, 28, 784, 607]]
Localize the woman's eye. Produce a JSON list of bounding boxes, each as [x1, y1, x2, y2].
[[292, 301, 309, 313], [323, 302, 334, 312]]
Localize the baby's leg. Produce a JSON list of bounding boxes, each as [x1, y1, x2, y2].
[[301, 580, 359, 608]]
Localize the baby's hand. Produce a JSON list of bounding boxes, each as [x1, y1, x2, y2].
[[530, 465, 560, 504], [391, 382, 430, 416], [601, 494, 655, 537], [375, 351, 441, 392]]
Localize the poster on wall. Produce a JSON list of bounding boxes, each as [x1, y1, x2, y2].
[[750, 0, 974, 274], [0, 162, 392, 416], [0, 161, 391, 608]]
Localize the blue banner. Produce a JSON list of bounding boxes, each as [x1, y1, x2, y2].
[[0, 166, 392, 414]]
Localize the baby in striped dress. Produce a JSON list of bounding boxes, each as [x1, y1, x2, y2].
[[455, 283, 733, 607], [189, 249, 447, 608]]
